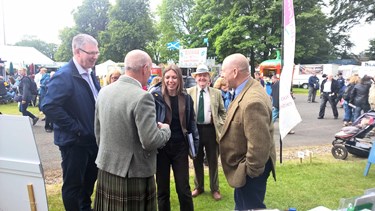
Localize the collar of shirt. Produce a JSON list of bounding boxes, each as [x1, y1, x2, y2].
[[234, 77, 249, 99], [73, 58, 92, 76]]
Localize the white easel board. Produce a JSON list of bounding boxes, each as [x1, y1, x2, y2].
[[0, 115, 48, 211]]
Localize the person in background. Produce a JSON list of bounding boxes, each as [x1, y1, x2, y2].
[[336, 72, 346, 106], [17, 67, 39, 125], [342, 75, 360, 126], [0, 76, 13, 102], [187, 64, 226, 201], [254, 71, 265, 87], [105, 69, 121, 85], [318, 74, 339, 119], [148, 76, 162, 92], [94, 50, 171, 210], [42, 34, 101, 211], [213, 77, 232, 111], [38, 68, 48, 115], [270, 76, 295, 134], [220, 53, 276, 210], [151, 64, 198, 211], [40, 70, 53, 132], [307, 72, 320, 103], [350, 75, 372, 121]]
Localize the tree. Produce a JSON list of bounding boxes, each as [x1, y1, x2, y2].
[[14, 36, 58, 60], [366, 38, 375, 60], [54, 27, 79, 62], [328, 0, 374, 57], [99, 0, 156, 62], [73, 0, 111, 39], [330, 0, 375, 32]]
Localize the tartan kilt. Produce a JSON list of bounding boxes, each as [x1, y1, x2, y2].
[[94, 169, 157, 211]]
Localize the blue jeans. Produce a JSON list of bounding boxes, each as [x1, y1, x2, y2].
[[343, 101, 353, 122], [272, 107, 279, 123]]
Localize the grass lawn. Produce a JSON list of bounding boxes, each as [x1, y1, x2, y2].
[[4, 92, 371, 211], [43, 155, 375, 211]]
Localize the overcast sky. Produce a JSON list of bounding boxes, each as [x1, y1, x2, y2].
[[0, 0, 373, 54]]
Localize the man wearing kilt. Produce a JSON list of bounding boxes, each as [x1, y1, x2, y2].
[[94, 50, 171, 210]]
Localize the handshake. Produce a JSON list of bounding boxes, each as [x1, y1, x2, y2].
[[157, 122, 170, 129]]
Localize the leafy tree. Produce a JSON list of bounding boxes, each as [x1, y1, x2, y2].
[[14, 36, 58, 60], [328, 0, 374, 57], [73, 0, 111, 39], [329, 0, 375, 32], [54, 27, 79, 62], [99, 0, 156, 62], [366, 38, 375, 60]]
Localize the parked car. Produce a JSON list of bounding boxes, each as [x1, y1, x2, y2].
[[183, 76, 196, 88]]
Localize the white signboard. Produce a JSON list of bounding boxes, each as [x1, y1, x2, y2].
[[179, 47, 207, 68], [0, 115, 48, 211]]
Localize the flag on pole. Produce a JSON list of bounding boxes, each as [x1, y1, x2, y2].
[[203, 38, 209, 47], [167, 41, 180, 50], [279, 0, 301, 139]]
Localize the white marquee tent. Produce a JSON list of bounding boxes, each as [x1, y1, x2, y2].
[[0, 45, 55, 69], [95, 60, 117, 77]]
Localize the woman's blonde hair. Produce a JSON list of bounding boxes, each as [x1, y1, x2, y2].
[[105, 69, 121, 85], [213, 77, 227, 89]]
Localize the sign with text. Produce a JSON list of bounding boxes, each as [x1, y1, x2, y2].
[[0, 115, 48, 211], [179, 47, 207, 68]]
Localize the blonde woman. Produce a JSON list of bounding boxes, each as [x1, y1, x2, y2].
[[213, 77, 232, 110], [105, 69, 121, 85]]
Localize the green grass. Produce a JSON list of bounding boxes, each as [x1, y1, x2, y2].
[[292, 87, 309, 95], [3, 101, 373, 210], [44, 155, 375, 211], [0, 102, 40, 115]]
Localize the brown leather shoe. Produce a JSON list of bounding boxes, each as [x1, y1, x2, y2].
[[212, 191, 222, 201], [192, 189, 203, 197]]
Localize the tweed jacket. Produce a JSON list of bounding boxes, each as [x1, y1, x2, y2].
[[187, 86, 226, 141], [219, 78, 276, 188], [95, 76, 171, 178]]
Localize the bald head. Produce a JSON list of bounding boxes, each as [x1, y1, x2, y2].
[[124, 49, 152, 86], [221, 53, 250, 89]]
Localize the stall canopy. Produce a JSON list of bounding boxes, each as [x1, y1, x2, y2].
[[0, 46, 55, 69], [95, 60, 117, 77]]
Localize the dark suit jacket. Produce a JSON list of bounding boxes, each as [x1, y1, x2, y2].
[[219, 78, 276, 188]]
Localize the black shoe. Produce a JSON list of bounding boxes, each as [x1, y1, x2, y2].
[[317, 116, 324, 119], [45, 128, 53, 133], [32, 117, 39, 125], [334, 116, 338, 119]]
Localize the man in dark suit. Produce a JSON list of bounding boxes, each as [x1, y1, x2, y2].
[[42, 34, 101, 211], [187, 64, 226, 201], [219, 53, 276, 210], [318, 74, 339, 119]]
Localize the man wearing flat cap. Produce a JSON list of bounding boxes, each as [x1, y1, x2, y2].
[[187, 64, 226, 201]]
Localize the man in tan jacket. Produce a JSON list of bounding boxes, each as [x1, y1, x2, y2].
[[220, 53, 276, 210], [187, 64, 226, 201]]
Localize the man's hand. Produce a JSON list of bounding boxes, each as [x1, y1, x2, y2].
[[21, 100, 26, 104], [157, 122, 169, 129]]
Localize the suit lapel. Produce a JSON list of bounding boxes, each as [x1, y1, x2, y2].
[[220, 79, 253, 139]]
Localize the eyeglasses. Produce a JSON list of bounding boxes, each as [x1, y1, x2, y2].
[[79, 48, 100, 56]]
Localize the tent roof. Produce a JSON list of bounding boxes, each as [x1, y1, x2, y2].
[[0, 45, 55, 68], [95, 60, 117, 77]]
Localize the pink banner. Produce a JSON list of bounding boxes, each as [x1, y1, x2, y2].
[[279, 0, 301, 139]]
